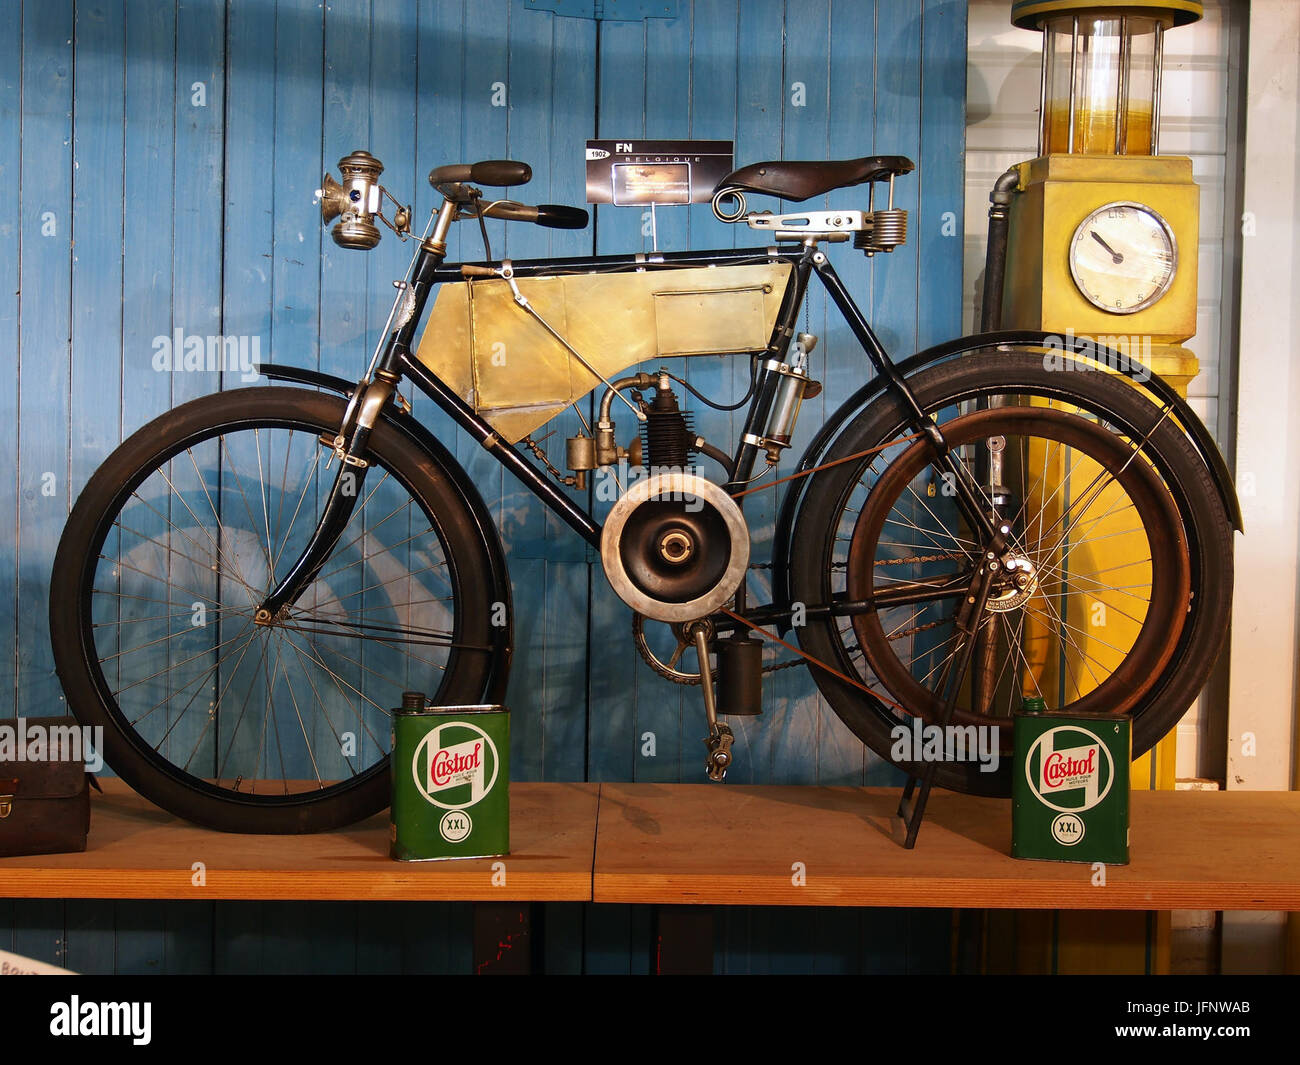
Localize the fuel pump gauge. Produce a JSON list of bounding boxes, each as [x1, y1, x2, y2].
[[1068, 201, 1178, 314]]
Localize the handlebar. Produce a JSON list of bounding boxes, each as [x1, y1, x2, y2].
[[428, 160, 532, 188]]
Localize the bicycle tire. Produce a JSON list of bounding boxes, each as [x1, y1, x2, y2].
[[50, 387, 501, 832], [790, 350, 1234, 796]]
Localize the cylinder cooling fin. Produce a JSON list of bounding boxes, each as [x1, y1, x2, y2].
[[640, 384, 695, 470]]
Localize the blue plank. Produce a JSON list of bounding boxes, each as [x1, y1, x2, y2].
[[533, 7, 597, 564], [629, 7, 695, 780], [16, 0, 74, 718], [355, 0, 421, 786], [541, 560, 589, 779], [504, 556, 547, 779], [584, 15, 648, 783], [270, 0, 326, 376], [0, 0, 21, 715], [457, 0, 511, 508], [121, 0, 178, 438], [10, 900, 66, 970], [412, 0, 467, 477], [69, 1, 125, 499], [810, 0, 884, 787], [212, 901, 265, 974], [813, 907, 864, 973], [870, 0, 923, 360], [917, 0, 967, 349], [259, 901, 357, 975], [64, 900, 117, 975], [723, 0, 784, 785], [321, 0, 375, 385], [114, 901, 166, 975], [541, 902, 584, 974], [766, 0, 833, 786], [400, 901, 472, 974], [171, 0, 225, 409]]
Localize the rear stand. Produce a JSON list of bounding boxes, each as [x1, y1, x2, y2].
[[897, 567, 994, 848]]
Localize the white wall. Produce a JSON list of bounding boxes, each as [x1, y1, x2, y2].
[[1227, 0, 1299, 795]]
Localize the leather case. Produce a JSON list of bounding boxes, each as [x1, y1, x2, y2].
[[0, 717, 93, 858]]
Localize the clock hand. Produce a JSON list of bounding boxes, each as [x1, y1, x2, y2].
[[1090, 230, 1124, 264]]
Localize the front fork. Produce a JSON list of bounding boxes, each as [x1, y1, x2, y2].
[[255, 196, 458, 625], [254, 373, 397, 624]]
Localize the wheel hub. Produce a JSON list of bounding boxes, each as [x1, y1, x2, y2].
[[985, 553, 1038, 613]]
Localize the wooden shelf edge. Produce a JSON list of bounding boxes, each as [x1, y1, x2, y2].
[[592, 874, 1300, 911], [0, 870, 594, 903]]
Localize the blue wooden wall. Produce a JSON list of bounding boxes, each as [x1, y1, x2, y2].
[[0, 0, 968, 973]]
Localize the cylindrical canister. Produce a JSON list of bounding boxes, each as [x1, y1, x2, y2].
[[1011, 709, 1130, 865], [390, 692, 510, 862]]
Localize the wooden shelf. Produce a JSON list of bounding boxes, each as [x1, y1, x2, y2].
[[2, 781, 1298, 911], [592, 784, 1300, 911], [0, 781, 599, 902]]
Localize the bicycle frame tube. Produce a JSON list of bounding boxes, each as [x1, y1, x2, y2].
[[398, 351, 603, 546]]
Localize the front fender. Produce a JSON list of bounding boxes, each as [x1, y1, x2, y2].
[[260, 363, 513, 701], [770, 330, 1242, 613]]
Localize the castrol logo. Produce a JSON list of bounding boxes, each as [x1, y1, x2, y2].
[[1024, 725, 1114, 813], [413, 721, 499, 811]]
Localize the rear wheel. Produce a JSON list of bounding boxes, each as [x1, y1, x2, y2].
[[50, 387, 502, 832], [790, 351, 1233, 795]]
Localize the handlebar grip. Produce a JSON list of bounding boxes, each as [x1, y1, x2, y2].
[[427, 163, 472, 187], [469, 160, 532, 187], [428, 160, 532, 189], [533, 204, 590, 230]]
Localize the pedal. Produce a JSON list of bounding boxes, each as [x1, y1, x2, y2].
[[704, 724, 734, 782]]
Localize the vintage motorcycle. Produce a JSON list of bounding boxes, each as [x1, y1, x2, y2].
[[49, 149, 1237, 831]]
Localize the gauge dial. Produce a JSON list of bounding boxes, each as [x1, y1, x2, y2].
[[1068, 202, 1178, 314]]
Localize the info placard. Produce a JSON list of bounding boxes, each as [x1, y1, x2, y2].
[[585, 139, 734, 206]]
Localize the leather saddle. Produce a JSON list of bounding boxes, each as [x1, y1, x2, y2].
[[714, 155, 914, 202]]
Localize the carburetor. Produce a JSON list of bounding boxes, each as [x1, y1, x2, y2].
[[565, 372, 657, 488]]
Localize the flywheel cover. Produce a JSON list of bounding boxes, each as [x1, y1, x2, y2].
[[600, 471, 749, 622]]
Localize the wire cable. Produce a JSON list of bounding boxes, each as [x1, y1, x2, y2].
[[664, 354, 761, 412]]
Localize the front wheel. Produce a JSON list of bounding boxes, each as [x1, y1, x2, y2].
[[790, 350, 1234, 796], [50, 387, 504, 832]]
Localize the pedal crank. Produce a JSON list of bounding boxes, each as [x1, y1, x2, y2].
[[690, 620, 735, 782]]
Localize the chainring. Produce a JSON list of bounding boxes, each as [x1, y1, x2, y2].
[[631, 612, 802, 685]]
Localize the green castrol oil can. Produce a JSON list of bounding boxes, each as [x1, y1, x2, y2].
[[1012, 703, 1131, 865], [390, 692, 510, 862]]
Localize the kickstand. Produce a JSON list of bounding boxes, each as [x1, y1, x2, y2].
[[897, 562, 996, 848]]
